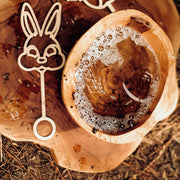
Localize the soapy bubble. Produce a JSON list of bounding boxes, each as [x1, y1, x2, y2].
[[74, 26, 160, 134]]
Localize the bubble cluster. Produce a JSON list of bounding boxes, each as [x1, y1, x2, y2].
[[74, 25, 160, 134]]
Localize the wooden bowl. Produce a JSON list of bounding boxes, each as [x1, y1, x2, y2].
[[62, 9, 178, 144], [0, 0, 179, 172]]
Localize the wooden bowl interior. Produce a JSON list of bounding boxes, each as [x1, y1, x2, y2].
[[62, 9, 174, 144]]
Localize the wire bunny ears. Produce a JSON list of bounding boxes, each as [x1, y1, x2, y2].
[[21, 2, 61, 38]]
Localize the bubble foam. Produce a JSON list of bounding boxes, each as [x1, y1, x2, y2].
[[74, 25, 160, 134]]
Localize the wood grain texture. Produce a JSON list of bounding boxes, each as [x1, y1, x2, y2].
[[0, 0, 179, 172]]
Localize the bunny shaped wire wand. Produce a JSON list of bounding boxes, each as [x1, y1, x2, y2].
[[18, 2, 65, 140]]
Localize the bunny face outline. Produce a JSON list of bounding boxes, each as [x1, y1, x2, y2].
[[18, 2, 65, 73]]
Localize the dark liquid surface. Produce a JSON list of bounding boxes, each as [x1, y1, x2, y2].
[[75, 27, 160, 134]]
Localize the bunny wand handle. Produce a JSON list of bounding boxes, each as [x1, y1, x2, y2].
[[33, 70, 56, 141]]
